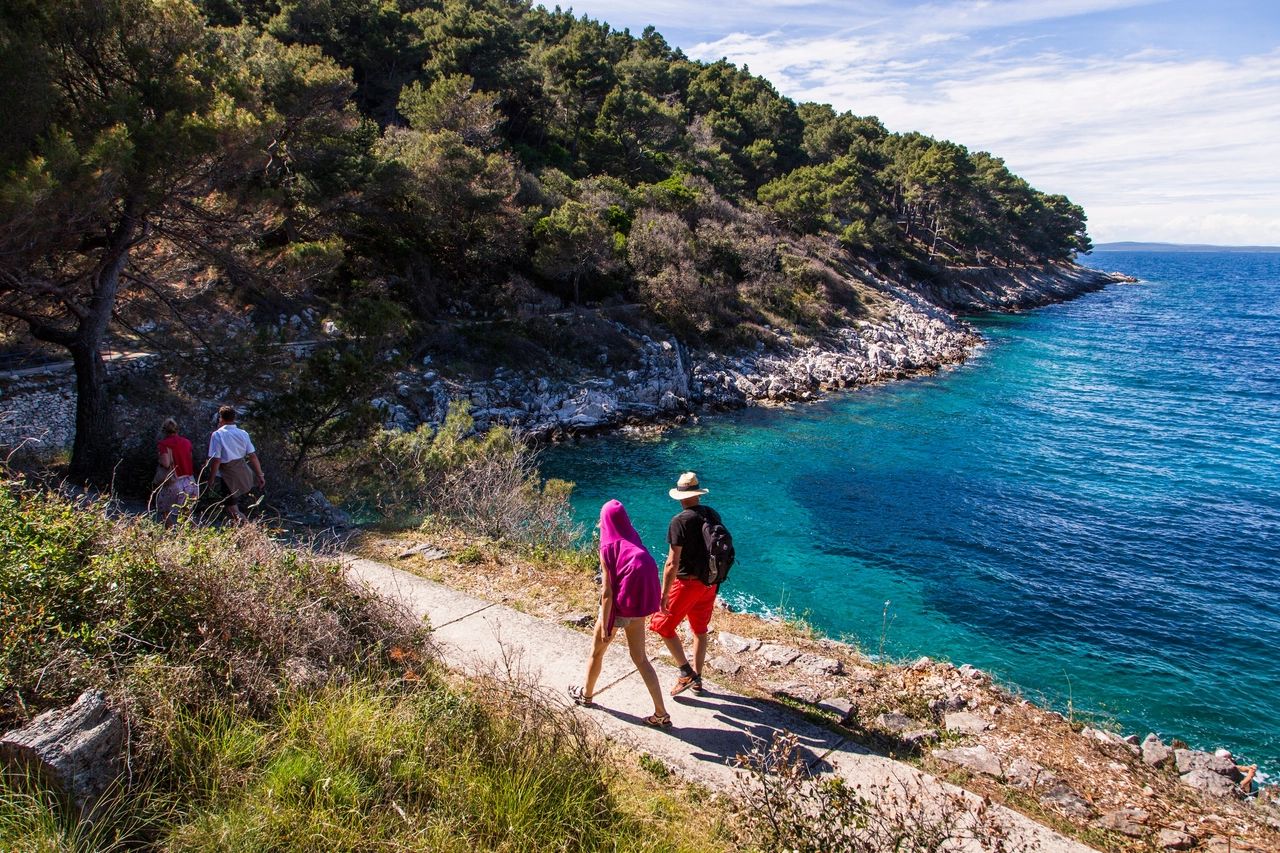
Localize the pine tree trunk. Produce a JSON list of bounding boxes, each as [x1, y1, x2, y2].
[[67, 341, 115, 480], [63, 210, 137, 482]]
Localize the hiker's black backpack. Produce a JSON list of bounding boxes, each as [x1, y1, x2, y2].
[[694, 507, 735, 586]]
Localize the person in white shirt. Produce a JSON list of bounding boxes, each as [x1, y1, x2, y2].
[[207, 406, 265, 522]]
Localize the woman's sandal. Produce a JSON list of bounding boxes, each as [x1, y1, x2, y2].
[[568, 685, 594, 708], [642, 713, 672, 729]]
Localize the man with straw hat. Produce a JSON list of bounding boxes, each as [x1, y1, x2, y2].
[[649, 471, 724, 696]]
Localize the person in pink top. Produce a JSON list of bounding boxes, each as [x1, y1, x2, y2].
[[568, 500, 670, 728], [155, 418, 198, 529]]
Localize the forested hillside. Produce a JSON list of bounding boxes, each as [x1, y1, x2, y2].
[[0, 0, 1090, 479]]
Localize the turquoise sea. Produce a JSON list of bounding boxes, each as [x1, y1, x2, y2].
[[541, 252, 1280, 774]]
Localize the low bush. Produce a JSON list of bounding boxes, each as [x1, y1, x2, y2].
[[336, 402, 580, 550], [0, 481, 415, 727]]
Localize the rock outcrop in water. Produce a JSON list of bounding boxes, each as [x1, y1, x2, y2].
[[917, 262, 1137, 311]]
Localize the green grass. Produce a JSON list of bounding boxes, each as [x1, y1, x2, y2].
[[2, 681, 717, 853]]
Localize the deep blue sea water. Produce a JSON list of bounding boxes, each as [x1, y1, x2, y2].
[[540, 252, 1280, 773]]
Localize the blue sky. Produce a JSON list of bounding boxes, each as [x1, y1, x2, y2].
[[564, 1, 1280, 245]]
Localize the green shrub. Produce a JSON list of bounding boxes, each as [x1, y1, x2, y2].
[[337, 402, 581, 549], [0, 480, 417, 724]]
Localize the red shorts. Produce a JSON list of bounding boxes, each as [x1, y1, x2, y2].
[[649, 577, 717, 638]]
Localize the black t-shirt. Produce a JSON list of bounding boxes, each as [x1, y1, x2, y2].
[[667, 505, 722, 580]]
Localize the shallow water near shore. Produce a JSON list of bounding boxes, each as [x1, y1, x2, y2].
[[541, 252, 1280, 774]]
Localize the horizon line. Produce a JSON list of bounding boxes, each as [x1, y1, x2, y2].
[[1089, 241, 1280, 253]]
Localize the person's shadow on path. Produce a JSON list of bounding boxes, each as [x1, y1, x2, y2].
[[591, 685, 840, 772]]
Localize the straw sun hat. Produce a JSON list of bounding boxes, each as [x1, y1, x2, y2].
[[668, 471, 709, 500]]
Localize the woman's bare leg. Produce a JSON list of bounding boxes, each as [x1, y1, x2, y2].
[[623, 620, 667, 717], [582, 609, 613, 698]]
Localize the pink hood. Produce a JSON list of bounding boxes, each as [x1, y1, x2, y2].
[[599, 499, 660, 631]]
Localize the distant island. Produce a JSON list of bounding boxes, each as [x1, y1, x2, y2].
[[1091, 241, 1280, 253]]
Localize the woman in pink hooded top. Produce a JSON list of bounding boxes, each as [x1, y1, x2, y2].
[[569, 500, 670, 727]]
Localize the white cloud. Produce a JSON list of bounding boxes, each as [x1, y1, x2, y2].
[[687, 32, 1280, 245], [905, 0, 1161, 32], [575, 0, 1161, 40]]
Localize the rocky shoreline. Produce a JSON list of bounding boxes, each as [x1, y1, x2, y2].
[[378, 263, 1132, 442], [0, 263, 1132, 453]]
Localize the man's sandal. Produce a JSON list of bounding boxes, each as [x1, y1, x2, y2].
[[642, 713, 672, 729], [568, 685, 594, 708], [670, 672, 701, 696]]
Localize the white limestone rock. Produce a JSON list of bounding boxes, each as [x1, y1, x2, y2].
[[944, 711, 993, 735], [933, 745, 1002, 778]]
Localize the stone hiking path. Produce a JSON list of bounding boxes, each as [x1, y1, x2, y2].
[[344, 556, 1092, 853]]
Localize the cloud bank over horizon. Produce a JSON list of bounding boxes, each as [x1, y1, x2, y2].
[[571, 0, 1280, 246]]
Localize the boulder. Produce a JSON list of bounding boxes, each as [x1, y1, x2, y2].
[[1091, 809, 1148, 837], [1006, 756, 1058, 790], [944, 711, 992, 735], [1158, 829, 1196, 850], [1039, 784, 1095, 819], [757, 644, 801, 666], [933, 745, 1002, 778], [875, 712, 914, 734], [1142, 733, 1174, 768], [717, 632, 761, 654], [766, 682, 821, 704], [817, 697, 855, 724], [794, 653, 843, 676], [709, 656, 742, 675], [0, 691, 124, 809], [1180, 768, 1239, 797], [1174, 748, 1242, 780], [928, 694, 967, 716], [397, 542, 449, 561], [1082, 726, 1141, 754], [901, 729, 938, 749]]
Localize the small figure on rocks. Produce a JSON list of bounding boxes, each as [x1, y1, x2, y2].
[[206, 406, 265, 523], [649, 472, 733, 696], [153, 417, 198, 529], [569, 500, 670, 728]]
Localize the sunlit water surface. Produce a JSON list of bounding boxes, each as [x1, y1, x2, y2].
[[542, 252, 1280, 772]]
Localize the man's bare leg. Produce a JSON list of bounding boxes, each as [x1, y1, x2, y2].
[[661, 633, 689, 669], [692, 632, 709, 677]]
